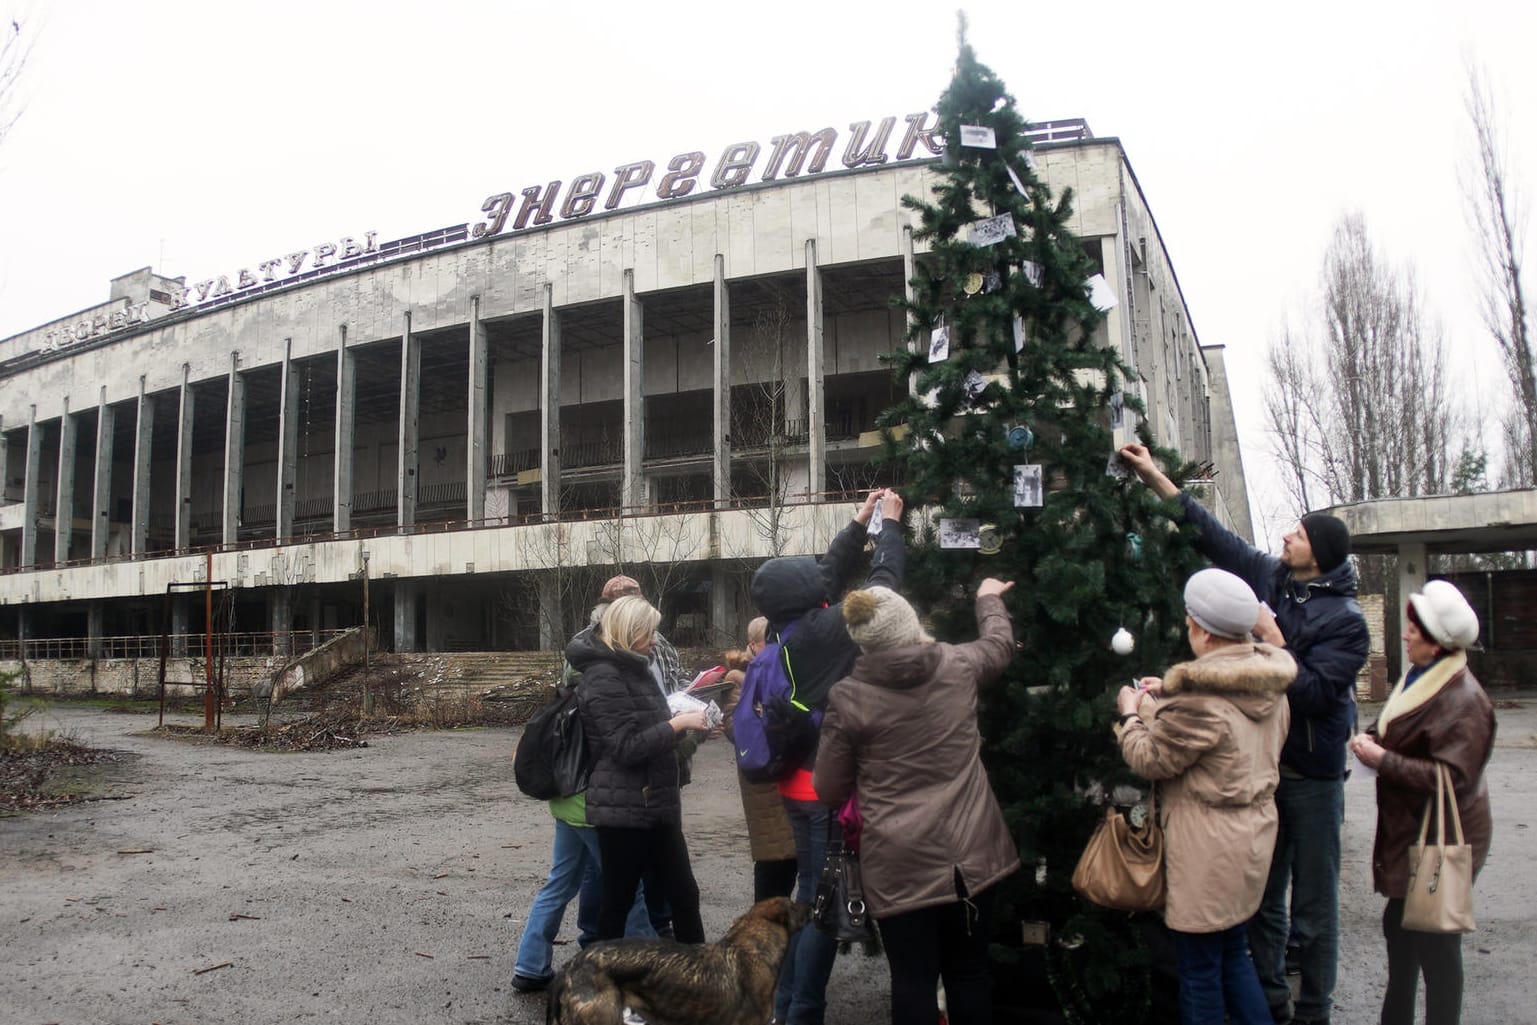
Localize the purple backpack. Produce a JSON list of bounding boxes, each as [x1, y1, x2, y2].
[[732, 622, 821, 784]]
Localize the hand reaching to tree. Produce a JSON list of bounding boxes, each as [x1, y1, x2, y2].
[[977, 577, 1014, 598], [1116, 444, 1180, 499]]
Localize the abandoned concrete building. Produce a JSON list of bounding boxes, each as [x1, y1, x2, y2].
[[0, 116, 1249, 689]]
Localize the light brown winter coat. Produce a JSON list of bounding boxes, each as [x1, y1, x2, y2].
[[811, 594, 1019, 918], [718, 659, 796, 862], [1118, 643, 1295, 934]]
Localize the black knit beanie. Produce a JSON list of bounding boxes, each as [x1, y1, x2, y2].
[[1300, 513, 1351, 574]]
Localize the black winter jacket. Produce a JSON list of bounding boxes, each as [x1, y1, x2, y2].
[[1178, 493, 1370, 779], [751, 517, 906, 714], [570, 631, 682, 829]]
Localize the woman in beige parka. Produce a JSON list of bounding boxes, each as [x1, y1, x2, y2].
[[1117, 567, 1296, 1025]]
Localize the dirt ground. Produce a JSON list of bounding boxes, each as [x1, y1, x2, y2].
[[2, 698, 1535, 1025]]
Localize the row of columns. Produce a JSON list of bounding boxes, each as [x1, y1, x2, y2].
[[10, 229, 910, 569]]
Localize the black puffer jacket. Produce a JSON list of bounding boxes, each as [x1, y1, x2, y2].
[[751, 518, 906, 713], [570, 630, 682, 829], [1178, 493, 1370, 780]]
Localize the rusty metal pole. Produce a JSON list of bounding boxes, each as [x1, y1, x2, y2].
[[204, 550, 215, 731]]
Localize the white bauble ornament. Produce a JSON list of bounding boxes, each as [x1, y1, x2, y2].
[[1111, 627, 1135, 655]]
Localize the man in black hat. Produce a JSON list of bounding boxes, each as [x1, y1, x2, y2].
[[1119, 444, 1369, 1025]]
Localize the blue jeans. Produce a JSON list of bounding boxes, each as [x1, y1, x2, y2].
[[774, 797, 840, 1025], [1172, 925, 1272, 1025], [513, 819, 653, 982], [1248, 776, 1343, 1022]]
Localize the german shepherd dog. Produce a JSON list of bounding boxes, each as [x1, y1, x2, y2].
[[546, 896, 811, 1025]]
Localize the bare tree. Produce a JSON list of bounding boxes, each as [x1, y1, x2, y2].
[[1, 14, 33, 149], [729, 283, 799, 558], [1264, 215, 1463, 590], [1463, 60, 1534, 486]]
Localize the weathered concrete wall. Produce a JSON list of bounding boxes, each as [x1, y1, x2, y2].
[[270, 626, 372, 701], [1, 656, 280, 699]]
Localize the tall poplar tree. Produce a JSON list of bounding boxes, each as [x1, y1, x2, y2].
[[878, 22, 1205, 1022]]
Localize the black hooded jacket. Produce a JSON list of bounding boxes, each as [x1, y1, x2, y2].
[[750, 517, 906, 716]]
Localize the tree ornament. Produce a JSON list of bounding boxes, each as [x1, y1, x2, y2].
[[1111, 627, 1135, 655], [978, 523, 1002, 555], [1125, 532, 1143, 560], [963, 272, 984, 294]]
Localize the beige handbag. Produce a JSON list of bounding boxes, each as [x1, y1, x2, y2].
[[1402, 762, 1476, 934], [1071, 790, 1165, 913]]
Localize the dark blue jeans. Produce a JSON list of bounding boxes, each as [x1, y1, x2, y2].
[[1171, 924, 1273, 1025], [775, 797, 840, 1025], [1248, 776, 1343, 1023]]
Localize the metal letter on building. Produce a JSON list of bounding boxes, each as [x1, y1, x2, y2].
[[473, 192, 515, 238], [762, 128, 837, 179], [897, 111, 945, 160], [657, 152, 704, 199], [842, 118, 896, 168], [515, 182, 562, 230], [710, 143, 760, 190], [561, 173, 606, 219], [606, 161, 655, 211]]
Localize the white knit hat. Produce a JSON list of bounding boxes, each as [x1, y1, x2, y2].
[[843, 586, 932, 651], [1408, 580, 1479, 650], [1184, 568, 1259, 641]]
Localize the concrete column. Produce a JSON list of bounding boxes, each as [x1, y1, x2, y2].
[[223, 353, 246, 545], [902, 226, 919, 399], [87, 602, 104, 658], [269, 587, 294, 656], [174, 365, 195, 550], [805, 238, 826, 497], [712, 254, 732, 504], [1396, 542, 1428, 678], [537, 572, 560, 650], [91, 389, 114, 559], [309, 592, 322, 648], [171, 596, 190, 657], [333, 324, 356, 532], [540, 284, 562, 518], [393, 580, 418, 653], [130, 378, 155, 555], [275, 339, 299, 542], [709, 562, 732, 646], [467, 296, 487, 522], [622, 269, 645, 508], [21, 405, 40, 568], [397, 311, 420, 527], [55, 399, 77, 564]]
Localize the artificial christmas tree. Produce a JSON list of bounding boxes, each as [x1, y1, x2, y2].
[[877, 21, 1208, 1023]]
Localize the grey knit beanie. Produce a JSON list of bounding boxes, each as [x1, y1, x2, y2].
[[843, 586, 932, 651], [1184, 568, 1260, 641]]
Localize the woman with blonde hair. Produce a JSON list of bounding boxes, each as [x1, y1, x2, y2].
[[1349, 580, 1496, 1025], [573, 595, 710, 942]]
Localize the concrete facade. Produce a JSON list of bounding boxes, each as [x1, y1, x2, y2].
[[1, 133, 1244, 659]]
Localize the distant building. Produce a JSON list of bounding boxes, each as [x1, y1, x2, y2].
[[0, 116, 1248, 665]]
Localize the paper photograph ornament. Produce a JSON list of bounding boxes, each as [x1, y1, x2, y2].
[[1006, 162, 1028, 196], [1012, 316, 1027, 352], [1020, 260, 1044, 287], [939, 518, 982, 549], [966, 213, 1017, 247], [1013, 464, 1043, 508], [958, 124, 998, 149], [961, 369, 988, 406], [1106, 451, 1132, 480], [928, 324, 950, 363], [1085, 274, 1118, 312], [983, 269, 1003, 293]]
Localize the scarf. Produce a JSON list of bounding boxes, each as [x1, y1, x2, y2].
[[1377, 649, 1467, 736]]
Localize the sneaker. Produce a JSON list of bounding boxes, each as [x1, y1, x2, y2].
[[511, 973, 550, 993]]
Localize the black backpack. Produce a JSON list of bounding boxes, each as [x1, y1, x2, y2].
[[512, 681, 590, 800]]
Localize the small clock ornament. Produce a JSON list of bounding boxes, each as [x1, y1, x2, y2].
[[1111, 627, 1135, 655]]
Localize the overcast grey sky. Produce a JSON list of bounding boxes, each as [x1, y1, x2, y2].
[[1, 0, 1533, 546]]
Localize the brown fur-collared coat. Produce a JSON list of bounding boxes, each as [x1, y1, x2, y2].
[[1119, 643, 1295, 934], [718, 654, 796, 863], [1365, 651, 1496, 898]]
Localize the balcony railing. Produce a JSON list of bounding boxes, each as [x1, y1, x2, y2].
[[0, 628, 353, 662]]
